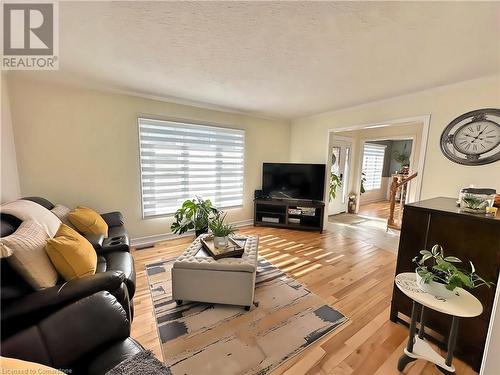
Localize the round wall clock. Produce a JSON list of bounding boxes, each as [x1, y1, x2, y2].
[[440, 108, 500, 166]]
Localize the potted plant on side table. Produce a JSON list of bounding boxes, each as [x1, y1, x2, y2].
[[413, 244, 494, 298], [170, 197, 218, 237], [209, 212, 235, 249]]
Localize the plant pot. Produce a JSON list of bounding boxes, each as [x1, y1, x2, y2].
[[415, 271, 455, 299], [460, 207, 486, 214], [195, 227, 208, 237], [213, 236, 229, 249]]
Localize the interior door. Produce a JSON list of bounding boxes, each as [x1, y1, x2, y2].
[[328, 141, 352, 215]]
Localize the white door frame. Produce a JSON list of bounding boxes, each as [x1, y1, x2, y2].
[[327, 136, 354, 215], [323, 115, 430, 226]]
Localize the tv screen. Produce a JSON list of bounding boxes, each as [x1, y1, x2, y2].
[[262, 163, 326, 201]]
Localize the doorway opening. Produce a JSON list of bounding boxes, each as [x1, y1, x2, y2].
[[324, 116, 430, 252], [357, 137, 414, 221]]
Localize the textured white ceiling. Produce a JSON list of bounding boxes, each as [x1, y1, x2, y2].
[[16, 1, 500, 119]]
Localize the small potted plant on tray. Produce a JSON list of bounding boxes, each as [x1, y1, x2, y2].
[[413, 244, 494, 298], [209, 212, 235, 249]]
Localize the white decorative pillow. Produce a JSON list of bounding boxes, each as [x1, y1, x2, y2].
[[51, 204, 75, 228], [0, 220, 58, 289], [1, 199, 61, 237]]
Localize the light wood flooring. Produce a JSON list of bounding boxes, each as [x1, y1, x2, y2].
[[131, 226, 477, 375], [358, 200, 402, 221]]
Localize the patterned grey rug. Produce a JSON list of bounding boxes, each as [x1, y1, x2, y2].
[[146, 257, 347, 375], [106, 350, 171, 375]]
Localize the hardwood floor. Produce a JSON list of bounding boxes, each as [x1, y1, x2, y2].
[[131, 226, 477, 375], [358, 200, 402, 221]]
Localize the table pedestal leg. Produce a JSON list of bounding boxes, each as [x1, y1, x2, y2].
[[397, 301, 458, 374], [397, 301, 419, 371], [436, 316, 459, 375]]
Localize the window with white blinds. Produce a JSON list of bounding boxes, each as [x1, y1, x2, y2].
[[361, 143, 386, 191], [138, 118, 245, 218]]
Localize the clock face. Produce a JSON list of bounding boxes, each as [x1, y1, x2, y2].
[[453, 121, 500, 155], [440, 109, 500, 165]]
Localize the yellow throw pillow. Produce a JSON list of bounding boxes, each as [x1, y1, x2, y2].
[[68, 206, 108, 237], [46, 224, 97, 281]]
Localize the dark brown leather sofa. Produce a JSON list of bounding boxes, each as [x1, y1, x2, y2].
[[0, 197, 136, 339], [1, 291, 144, 374]]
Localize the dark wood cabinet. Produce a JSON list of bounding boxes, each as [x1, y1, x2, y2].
[[390, 197, 500, 371], [253, 199, 324, 232]]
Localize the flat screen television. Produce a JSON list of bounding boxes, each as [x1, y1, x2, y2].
[[262, 163, 326, 201]]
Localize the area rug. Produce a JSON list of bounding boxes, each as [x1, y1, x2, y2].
[[106, 350, 171, 375], [146, 257, 347, 375]]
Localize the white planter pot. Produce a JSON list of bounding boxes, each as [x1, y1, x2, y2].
[[213, 236, 229, 249], [415, 271, 455, 299]]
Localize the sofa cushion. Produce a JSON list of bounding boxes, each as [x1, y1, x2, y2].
[[105, 252, 136, 298], [1, 200, 61, 237], [101, 212, 125, 228], [46, 224, 98, 282], [84, 338, 143, 375], [69, 206, 108, 237], [96, 256, 107, 273], [0, 221, 58, 289]]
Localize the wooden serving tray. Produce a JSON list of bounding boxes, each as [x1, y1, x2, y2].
[[200, 235, 245, 260]]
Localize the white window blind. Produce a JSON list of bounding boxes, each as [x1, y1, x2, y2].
[[362, 143, 386, 191], [138, 118, 245, 218]]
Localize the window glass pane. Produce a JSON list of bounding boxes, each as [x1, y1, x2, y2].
[[362, 143, 386, 191], [138, 118, 245, 217]]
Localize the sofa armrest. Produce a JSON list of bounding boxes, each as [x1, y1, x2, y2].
[[101, 211, 124, 228], [1, 271, 126, 331], [1, 291, 131, 369], [84, 233, 104, 250]]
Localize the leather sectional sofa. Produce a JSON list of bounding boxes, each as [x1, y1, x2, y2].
[[0, 197, 139, 372], [1, 291, 145, 374]]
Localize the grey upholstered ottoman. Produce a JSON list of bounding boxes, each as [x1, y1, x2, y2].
[[172, 234, 259, 310]]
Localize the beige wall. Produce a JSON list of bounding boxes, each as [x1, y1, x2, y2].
[[1, 75, 21, 203], [291, 75, 500, 199], [6, 77, 290, 239]]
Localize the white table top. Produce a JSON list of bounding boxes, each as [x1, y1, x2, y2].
[[395, 273, 483, 318]]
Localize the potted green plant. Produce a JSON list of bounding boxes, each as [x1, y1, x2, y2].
[[170, 197, 219, 237], [413, 244, 494, 298], [393, 150, 410, 172], [460, 193, 488, 214], [329, 173, 342, 201], [360, 172, 367, 194], [209, 212, 235, 249]]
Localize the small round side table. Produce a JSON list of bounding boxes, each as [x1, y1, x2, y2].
[[395, 273, 483, 375]]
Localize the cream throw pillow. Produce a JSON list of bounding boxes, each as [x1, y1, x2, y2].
[[1, 199, 61, 237], [0, 220, 58, 289], [51, 204, 76, 228]]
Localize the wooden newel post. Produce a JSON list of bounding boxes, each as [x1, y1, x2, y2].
[[388, 176, 399, 227]]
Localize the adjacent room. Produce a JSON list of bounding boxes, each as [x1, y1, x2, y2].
[[327, 120, 424, 248], [1, 2, 499, 375]]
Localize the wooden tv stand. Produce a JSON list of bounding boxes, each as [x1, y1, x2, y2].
[[253, 198, 325, 233]]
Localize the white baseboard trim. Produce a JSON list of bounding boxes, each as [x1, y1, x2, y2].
[[131, 219, 254, 249]]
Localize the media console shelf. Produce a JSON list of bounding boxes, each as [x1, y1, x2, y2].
[[253, 199, 325, 233]]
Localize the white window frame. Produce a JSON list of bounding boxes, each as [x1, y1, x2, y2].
[[361, 143, 386, 191], [138, 117, 245, 219]]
